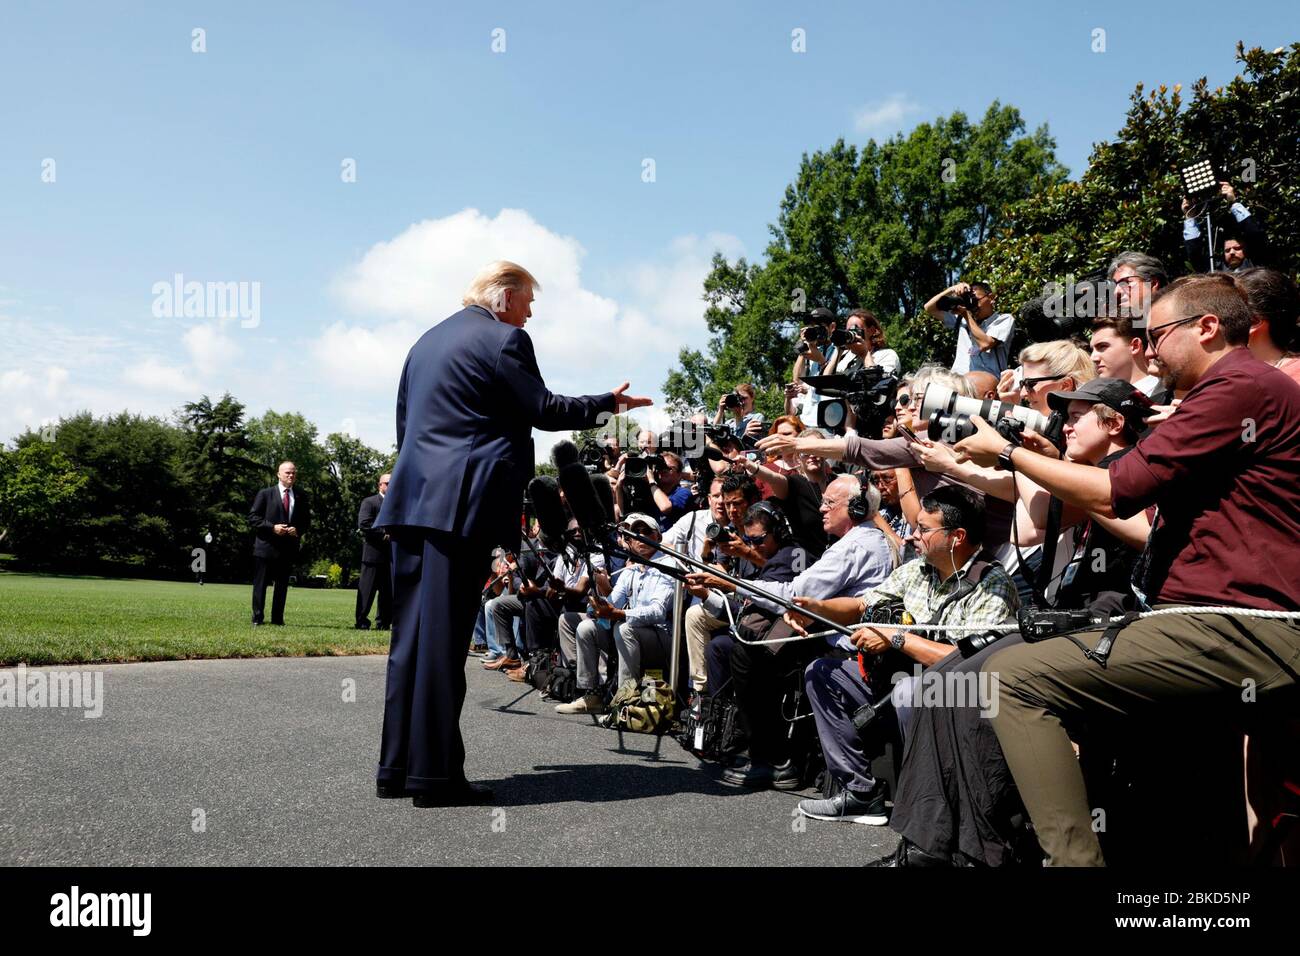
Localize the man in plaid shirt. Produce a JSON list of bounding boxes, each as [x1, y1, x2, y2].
[[786, 486, 1018, 827]]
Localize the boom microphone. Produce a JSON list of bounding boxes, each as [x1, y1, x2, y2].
[[525, 476, 569, 549], [551, 439, 582, 470], [557, 460, 612, 534], [589, 473, 616, 526]]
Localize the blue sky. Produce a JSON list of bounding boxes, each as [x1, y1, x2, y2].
[[2, 0, 1296, 457]]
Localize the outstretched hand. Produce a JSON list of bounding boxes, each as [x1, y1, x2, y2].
[[612, 382, 653, 412]]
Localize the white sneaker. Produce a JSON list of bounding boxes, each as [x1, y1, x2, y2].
[[555, 693, 605, 715]]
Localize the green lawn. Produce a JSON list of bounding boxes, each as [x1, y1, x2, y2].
[[0, 572, 391, 665]]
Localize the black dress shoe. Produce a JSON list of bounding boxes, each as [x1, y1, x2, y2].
[[356, 622, 372, 630], [375, 782, 411, 798], [864, 838, 951, 868], [722, 760, 774, 789], [771, 759, 802, 791], [411, 781, 496, 808]]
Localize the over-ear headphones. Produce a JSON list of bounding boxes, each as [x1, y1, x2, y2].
[[846, 488, 871, 522], [748, 499, 795, 546]]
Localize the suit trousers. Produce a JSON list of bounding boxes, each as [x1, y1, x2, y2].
[[355, 560, 392, 628], [378, 528, 492, 789], [987, 611, 1300, 866], [251, 554, 292, 624]]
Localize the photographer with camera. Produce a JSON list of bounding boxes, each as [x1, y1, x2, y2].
[[949, 273, 1300, 866], [686, 474, 894, 789], [789, 307, 840, 425], [786, 486, 1018, 829], [1182, 181, 1269, 274], [683, 502, 804, 695], [925, 280, 1015, 377], [829, 309, 902, 377], [555, 513, 676, 716], [758, 365, 1022, 574], [713, 382, 766, 440]]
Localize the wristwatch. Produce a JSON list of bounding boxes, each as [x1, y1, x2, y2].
[[889, 631, 906, 651], [995, 442, 1017, 472]]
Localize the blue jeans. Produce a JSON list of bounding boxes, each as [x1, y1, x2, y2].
[[477, 603, 524, 659]]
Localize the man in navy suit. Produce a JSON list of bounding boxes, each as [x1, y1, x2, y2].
[[248, 461, 311, 625], [355, 473, 392, 630], [375, 260, 651, 807]]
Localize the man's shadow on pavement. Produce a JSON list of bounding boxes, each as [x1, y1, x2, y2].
[[485, 761, 755, 807]]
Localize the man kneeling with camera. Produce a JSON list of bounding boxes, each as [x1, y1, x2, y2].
[[788, 486, 1018, 826]]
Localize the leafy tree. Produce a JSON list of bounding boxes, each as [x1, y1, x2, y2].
[[311, 432, 391, 584], [665, 102, 1066, 410], [965, 43, 1300, 317], [179, 394, 264, 581], [0, 442, 88, 564], [13, 412, 192, 573]]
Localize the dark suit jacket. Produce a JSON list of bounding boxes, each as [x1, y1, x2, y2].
[[249, 485, 311, 559], [377, 305, 615, 547], [358, 493, 390, 564]]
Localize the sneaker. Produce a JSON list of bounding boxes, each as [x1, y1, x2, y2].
[[797, 783, 889, 825], [555, 693, 606, 715]]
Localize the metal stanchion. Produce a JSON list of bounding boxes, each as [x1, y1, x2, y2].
[[669, 578, 686, 704]]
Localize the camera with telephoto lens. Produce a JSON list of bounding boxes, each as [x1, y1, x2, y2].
[[935, 288, 980, 313], [623, 452, 665, 480], [796, 324, 829, 355], [920, 383, 1063, 447], [829, 327, 863, 349], [704, 522, 733, 544], [956, 628, 1010, 657]]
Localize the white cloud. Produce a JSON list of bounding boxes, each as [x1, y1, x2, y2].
[[182, 322, 240, 375], [854, 93, 921, 134], [122, 360, 192, 393], [315, 208, 744, 420]]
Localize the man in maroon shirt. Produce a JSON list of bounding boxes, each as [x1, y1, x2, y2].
[[953, 273, 1300, 866]]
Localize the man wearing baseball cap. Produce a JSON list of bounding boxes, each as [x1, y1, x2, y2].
[[555, 512, 676, 715]]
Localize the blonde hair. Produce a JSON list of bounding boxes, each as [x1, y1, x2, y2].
[[1018, 340, 1096, 384], [462, 260, 540, 313]]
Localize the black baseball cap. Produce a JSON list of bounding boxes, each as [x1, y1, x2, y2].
[[808, 307, 837, 325], [1047, 377, 1156, 432]]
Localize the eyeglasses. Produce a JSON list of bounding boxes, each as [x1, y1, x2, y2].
[[1147, 312, 1205, 350], [819, 497, 845, 511], [913, 523, 953, 540], [895, 393, 912, 408], [1020, 373, 1067, 390], [741, 532, 770, 545]]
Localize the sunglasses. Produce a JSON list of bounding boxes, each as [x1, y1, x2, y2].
[[1020, 373, 1068, 390], [895, 393, 912, 407], [741, 532, 770, 545]]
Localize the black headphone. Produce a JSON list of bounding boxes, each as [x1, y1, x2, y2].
[[846, 481, 873, 522], [748, 500, 795, 546]]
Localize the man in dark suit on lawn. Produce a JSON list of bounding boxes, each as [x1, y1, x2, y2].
[[355, 472, 392, 630], [248, 460, 311, 625], [375, 260, 651, 807]]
